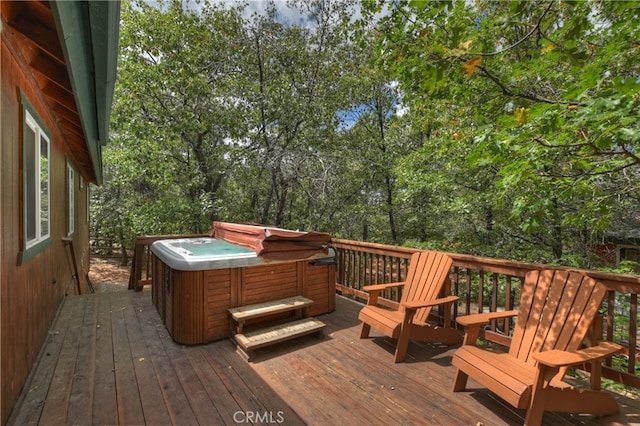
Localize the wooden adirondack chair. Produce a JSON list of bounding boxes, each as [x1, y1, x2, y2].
[[358, 250, 462, 363], [452, 269, 624, 425]]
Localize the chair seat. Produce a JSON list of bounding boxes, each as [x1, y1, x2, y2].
[[358, 305, 404, 338], [453, 345, 571, 409], [453, 345, 533, 408]]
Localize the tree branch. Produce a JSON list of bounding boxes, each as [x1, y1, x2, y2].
[[474, 64, 585, 106], [469, 1, 556, 57]]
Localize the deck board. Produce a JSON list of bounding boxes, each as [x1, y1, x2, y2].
[[121, 291, 172, 425], [135, 292, 200, 425], [66, 294, 97, 425], [185, 349, 239, 424], [15, 293, 85, 426], [92, 290, 118, 425], [7, 290, 640, 426], [38, 294, 85, 426], [112, 292, 146, 425]]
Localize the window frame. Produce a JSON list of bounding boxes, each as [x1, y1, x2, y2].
[[19, 97, 52, 263], [67, 160, 75, 237]]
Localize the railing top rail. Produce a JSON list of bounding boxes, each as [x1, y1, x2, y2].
[[331, 238, 640, 293], [331, 239, 417, 259]]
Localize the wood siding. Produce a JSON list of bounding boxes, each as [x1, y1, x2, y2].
[[205, 268, 236, 342], [1, 23, 92, 425]]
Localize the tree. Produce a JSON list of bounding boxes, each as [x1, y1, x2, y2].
[[96, 0, 367, 243], [94, 0, 639, 269], [362, 0, 640, 263], [103, 0, 247, 235], [229, 0, 359, 228]]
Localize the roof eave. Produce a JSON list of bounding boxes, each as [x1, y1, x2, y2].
[[50, 0, 120, 185]]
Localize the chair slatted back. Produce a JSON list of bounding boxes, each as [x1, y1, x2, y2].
[[509, 269, 607, 366], [399, 251, 453, 324]]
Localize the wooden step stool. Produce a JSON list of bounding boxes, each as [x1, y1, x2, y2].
[[228, 296, 326, 360]]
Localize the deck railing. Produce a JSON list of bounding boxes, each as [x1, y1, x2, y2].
[[130, 235, 640, 390], [332, 238, 640, 390]]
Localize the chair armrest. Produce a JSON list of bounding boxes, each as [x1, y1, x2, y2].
[[403, 295, 459, 310], [362, 282, 405, 293], [456, 310, 519, 327], [362, 282, 405, 306], [533, 341, 624, 368]]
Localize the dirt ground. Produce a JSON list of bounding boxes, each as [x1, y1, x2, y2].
[[88, 257, 131, 292]]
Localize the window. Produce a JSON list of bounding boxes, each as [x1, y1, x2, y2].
[[67, 160, 75, 236], [23, 109, 51, 250]]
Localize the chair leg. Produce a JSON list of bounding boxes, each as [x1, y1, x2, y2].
[[360, 323, 371, 339], [524, 401, 545, 426], [394, 333, 411, 363], [525, 364, 549, 426], [452, 369, 469, 392]]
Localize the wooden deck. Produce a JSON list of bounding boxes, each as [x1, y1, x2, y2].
[[8, 291, 640, 426]]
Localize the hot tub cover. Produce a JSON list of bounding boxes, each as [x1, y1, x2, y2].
[[210, 222, 332, 261]]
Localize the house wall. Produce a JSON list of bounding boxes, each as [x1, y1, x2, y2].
[[1, 29, 91, 424]]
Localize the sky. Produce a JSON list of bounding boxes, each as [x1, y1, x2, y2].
[[233, 0, 307, 23], [206, 0, 371, 27], [177, 0, 314, 26], [163, 0, 381, 31]]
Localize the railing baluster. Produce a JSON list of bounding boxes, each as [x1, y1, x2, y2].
[[372, 253, 378, 284], [465, 269, 472, 316], [491, 273, 498, 332], [453, 266, 460, 319], [348, 250, 355, 289], [629, 293, 637, 374], [607, 291, 616, 368], [478, 271, 485, 315], [505, 276, 513, 335], [145, 245, 151, 281]]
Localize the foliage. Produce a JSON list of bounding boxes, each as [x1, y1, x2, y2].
[[360, 0, 640, 263], [224, 0, 359, 228], [94, 0, 370, 241], [93, 0, 640, 271], [93, 0, 246, 241]]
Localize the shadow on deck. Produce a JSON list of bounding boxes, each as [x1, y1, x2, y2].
[[8, 291, 640, 425]]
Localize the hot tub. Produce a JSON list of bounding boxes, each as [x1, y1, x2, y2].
[[151, 237, 260, 271], [151, 226, 336, 345]]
